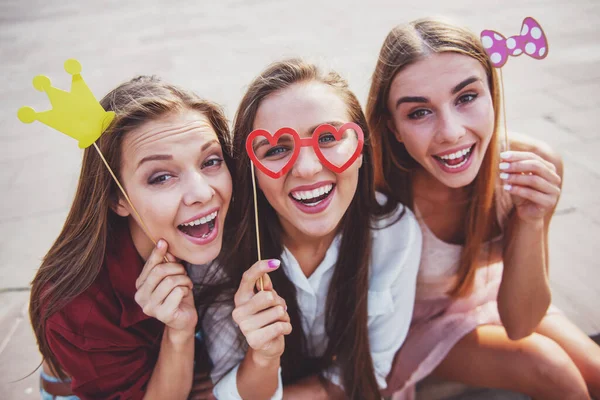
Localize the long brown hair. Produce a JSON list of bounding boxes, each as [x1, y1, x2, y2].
[[29, 76, 233, 379], [366, 17, 501, 297], [222, 58, 382, 399]]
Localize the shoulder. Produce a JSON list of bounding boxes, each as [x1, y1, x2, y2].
[[508, 133, 563, 177], [45, 270, 124, 346], [369, 192, 422, 287]]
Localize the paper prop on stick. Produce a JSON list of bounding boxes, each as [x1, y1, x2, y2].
[[18, 59, 161, 254], [245, 122, 365, 290], [480, 17, 549, 151]]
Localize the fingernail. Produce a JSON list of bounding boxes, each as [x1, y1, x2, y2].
[[504, 184, 512, 191], [157, 239, 165, 248], [499, 172, 509, 180], [268, 259, 281, 269], [500, 151, 512, 159], [499, 162, 510, 170], [285, 305, 288, 311]]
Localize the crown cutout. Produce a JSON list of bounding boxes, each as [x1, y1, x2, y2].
[[18, 59, 115, 148]]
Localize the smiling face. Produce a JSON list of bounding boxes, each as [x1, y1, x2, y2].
[[387, 52, 495, 188], [115, 108, 232, 264], [252, 81, 362, 241]]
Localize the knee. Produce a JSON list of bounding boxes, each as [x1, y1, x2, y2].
[[521, 336, 589, 400]]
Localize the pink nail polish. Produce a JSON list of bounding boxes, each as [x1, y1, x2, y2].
[[268, 259, 281, 269]]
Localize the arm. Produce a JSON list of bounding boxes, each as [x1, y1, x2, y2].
[[135, 240, 198, 400], [45, 240, 197, 400], [210, 259, 291, 400], [497, 138, 563, 340], [143, 327, 195, 400]]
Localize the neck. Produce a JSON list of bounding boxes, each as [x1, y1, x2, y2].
[[413, 167, 470, 205], [128, 217, 154, 262], [280, 220, 337, 279]]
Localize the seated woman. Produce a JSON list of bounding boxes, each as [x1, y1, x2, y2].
[[203, 58, 422, 399], [30, 75, 233, 399], [366, 17, 600, 399]]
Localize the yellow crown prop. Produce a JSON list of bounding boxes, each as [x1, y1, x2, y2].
[[17, 59, 115, 148]]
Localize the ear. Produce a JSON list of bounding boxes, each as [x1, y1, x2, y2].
[[111, 196, 131, 217], [386, 118, 403, 143]]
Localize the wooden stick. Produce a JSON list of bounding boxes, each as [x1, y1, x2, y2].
[[250, 163, 264, 291], [499, 69, 509, 153], [93, 143, 169, 263]]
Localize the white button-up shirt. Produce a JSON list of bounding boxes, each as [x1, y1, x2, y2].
[[205, 198, 422, 399]]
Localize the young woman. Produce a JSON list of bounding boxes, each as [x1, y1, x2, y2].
[[202, 58, 422, 400], [366, 17, 600, 400], [29, 75, 233, 400]]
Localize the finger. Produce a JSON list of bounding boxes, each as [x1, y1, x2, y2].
[[499, 159, 561, 186], [246, 321, 292, 350], [503, 184, 556, 210], [256, 272, 274, 292], [134, 263, 188, 305], [149, 275, 193, 308], [500, 172, 561, 196], [165, 251, 178, 264], [500, 150, 556, 172], [238, 305, 288, 334], [235, 259, 281, 305], [232, 290, 286, 324], [155, 285, 188, 321], [136, 239, 168, 289]]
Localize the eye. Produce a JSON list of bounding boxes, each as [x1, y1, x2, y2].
[[265, 146, 291, 158], [318, 132, 336, 144], [408, 109, 431, 120], [457, 93, 477, 105], [148, 174, 172, 185], [202, 157, 224, 169]]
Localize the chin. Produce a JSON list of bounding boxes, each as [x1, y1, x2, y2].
[[179, 241, 222, 265]]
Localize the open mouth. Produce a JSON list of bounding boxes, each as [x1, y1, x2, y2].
[[177, 211, 218, 239], [433, 144, 475, 169], [289, 183, 335, 207]]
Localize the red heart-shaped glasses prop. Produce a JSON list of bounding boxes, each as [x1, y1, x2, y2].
[[246, 122, 364, 179]]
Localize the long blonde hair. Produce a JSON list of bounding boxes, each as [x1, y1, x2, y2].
[[366, 17, 501, 296]]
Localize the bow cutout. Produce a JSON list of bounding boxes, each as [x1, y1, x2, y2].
[[481, 17, 548, 68]]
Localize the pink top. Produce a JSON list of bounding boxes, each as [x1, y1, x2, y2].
[[383, 184, 559, 399]]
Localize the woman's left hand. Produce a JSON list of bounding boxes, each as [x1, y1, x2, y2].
[[499, 150, 561, 222]]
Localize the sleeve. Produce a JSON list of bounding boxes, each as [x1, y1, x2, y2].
[[46, 321, 160, 400], [203, 302, 283, 399], [368, 206, 422, 390]]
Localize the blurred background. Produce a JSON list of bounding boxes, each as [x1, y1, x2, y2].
[[1, 0, 598, 398]]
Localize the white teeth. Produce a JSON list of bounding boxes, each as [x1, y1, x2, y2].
[[443, 156, 469, 169], [439, 146, 472, 160], [180, 211, 217, 227], [291, 184, 333, 201]]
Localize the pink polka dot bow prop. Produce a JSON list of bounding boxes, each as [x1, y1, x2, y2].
[[480, 17, 548, 68]]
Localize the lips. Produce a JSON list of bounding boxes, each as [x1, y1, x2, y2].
[[289, 182, 336, 214], [177, 209, 218, 239], [433, 144, 475, 170]]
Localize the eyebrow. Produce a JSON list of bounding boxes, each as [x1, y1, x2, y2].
[[395, 76, 481, 109], [307, 121, 345, 134], [451, 76, 479, 94], [137, 139, 220, 168]]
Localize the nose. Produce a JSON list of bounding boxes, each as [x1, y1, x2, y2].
[[435, 107, 466, 145], [182, 171, 215, 206], [291, 146, 323, 178]]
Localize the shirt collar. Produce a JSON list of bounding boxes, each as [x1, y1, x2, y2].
[[281, 234, 342, 295], [105, 219, 152, 328]]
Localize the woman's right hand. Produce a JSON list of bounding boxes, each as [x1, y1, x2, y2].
[[232, 259, 292, 363], [134, 240, 198, 334]]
